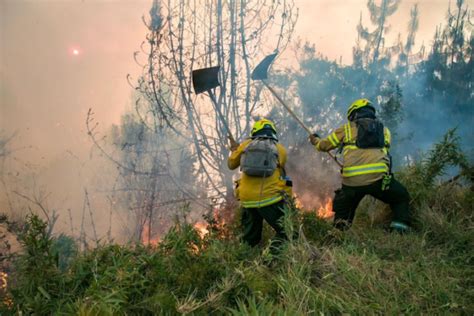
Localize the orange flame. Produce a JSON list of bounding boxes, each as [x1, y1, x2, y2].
[[141, 223, 160, 246], [294, 194, 304, 209], [0, 271, 13, 308], [194, 221, 209, 238], [0, 272, 7, 291], [189, 222, 210, 254], [294, 193, 334, 219], [317, 197, 334, 219]]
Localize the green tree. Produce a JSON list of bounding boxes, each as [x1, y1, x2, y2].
[[396, 4, 423, 76], [421, 0, 472, 115], [355, 0, 401, 70], [378, 80, 403, 135]]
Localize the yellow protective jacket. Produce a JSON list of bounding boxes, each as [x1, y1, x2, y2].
[[228, 139, 292, 208], [315, 121, 391, 186]]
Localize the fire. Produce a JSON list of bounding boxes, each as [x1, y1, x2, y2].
[[194, 221, 209, 238], [0, 271, 13, 308], [293, 193, 334, 219], [317, 197, 334, 219], [141, 223, 160, 246], [294, 194, 304, 209], [0, 272, 7, 291]]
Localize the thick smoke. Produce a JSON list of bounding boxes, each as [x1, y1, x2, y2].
[[1, 0, 464, 242], [397, 75, 474, 161], [1, 1, 149, 241]]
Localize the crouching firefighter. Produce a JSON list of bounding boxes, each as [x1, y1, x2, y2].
[[309, 99, 411, 233], [228, 119, 293, 252]]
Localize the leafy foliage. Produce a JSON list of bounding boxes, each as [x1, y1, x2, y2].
[[6, 133, 473, 314], [398, 128, 472, 202]]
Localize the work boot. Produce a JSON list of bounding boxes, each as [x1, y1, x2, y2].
[[389, 221, 410, 234]]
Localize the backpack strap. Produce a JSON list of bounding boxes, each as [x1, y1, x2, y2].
[[341, 122, 356, 151], [344, 122, 353, 143], [343, 122, 356, 145]]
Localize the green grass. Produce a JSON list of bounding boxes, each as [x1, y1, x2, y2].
[[3, 130, 473, 315], [4, 182, 472, 315]]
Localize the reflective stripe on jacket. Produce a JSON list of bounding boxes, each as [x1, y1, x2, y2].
[[241, 195, 283, 208], [315, 122, 391, 186], [228, 139, 292, 208]]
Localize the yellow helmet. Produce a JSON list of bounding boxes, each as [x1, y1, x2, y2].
[[347, 98, 374, 119], [251, 119, 277, 136]]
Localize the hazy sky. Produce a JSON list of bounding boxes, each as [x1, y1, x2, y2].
[[2, 0, 149, 162], [295, 0, 454, 60]]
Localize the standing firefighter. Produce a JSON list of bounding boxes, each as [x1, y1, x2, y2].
[[228, 119, 293, 251], [309, 99, 411, 232]]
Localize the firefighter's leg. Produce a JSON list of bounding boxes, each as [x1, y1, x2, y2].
[[241, 207, 264, 246], [258, 201, 287, 251], [371, 178, 411, 229], [333, 185, 365, 230]]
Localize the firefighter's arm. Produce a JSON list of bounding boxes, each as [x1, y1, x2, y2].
[[227, 139, 251, 170], [313, 125, 345, 152]]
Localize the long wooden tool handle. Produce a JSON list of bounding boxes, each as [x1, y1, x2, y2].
[[208, 90, 236, 144], [263, 81, 312, 134], [262, 81, 343, 168]]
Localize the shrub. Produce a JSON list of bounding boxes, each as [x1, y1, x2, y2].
[[5, 130, 473, 314]]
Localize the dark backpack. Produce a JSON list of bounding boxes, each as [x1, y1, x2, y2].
[[240, 138, 279, 177], [355, 118, 385, 149]]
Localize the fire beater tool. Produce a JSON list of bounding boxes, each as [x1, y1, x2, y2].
[[251, 53, 342, 167], [192, 66, 236, 144]]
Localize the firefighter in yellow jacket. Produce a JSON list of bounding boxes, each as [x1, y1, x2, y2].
[[228, 119, 293, 249], [309, 99, 411, 232]]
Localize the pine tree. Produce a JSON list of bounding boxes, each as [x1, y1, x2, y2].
[[378, 80, 403, 134], [356, 0, 401, 69], [446, 0, 470, 65], [423, 0, 472, 114], [397, 4, 421, 74]]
